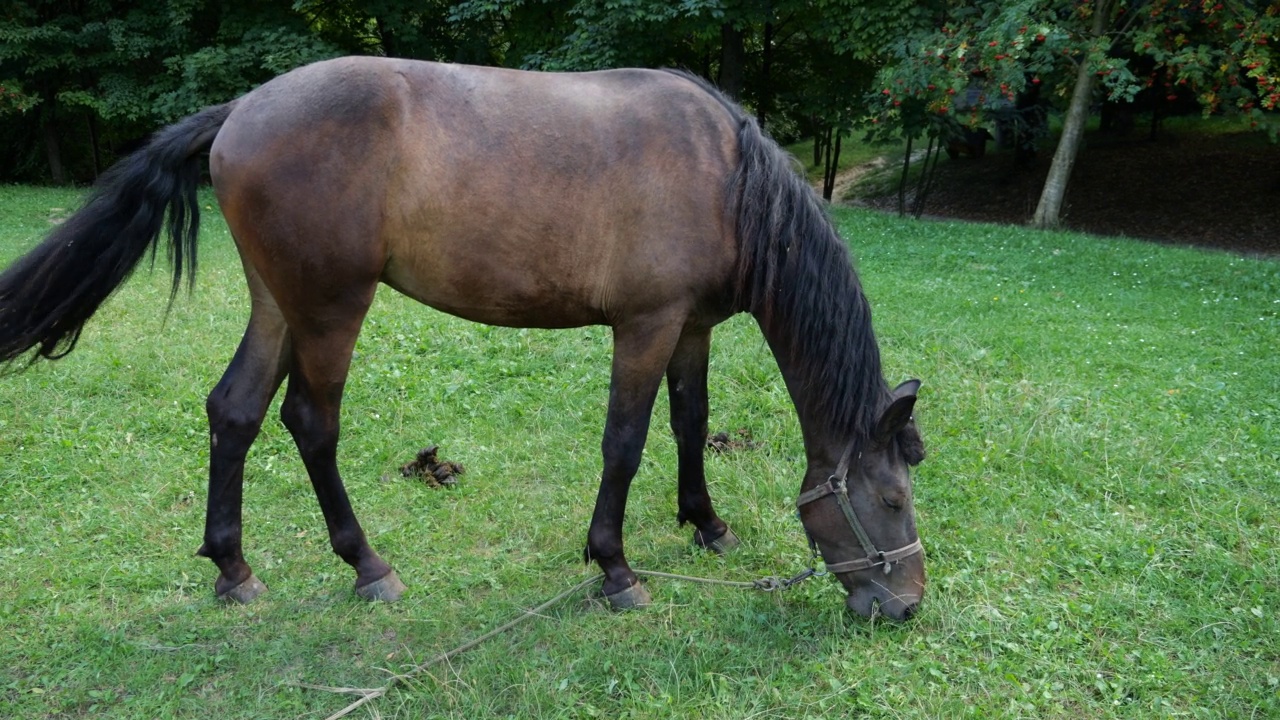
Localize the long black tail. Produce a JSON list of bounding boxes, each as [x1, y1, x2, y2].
[[0, 102, 236, 365]]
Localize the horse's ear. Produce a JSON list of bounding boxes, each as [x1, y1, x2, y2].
[[874, 380, 920, 445], [898, 419, 926, 466]]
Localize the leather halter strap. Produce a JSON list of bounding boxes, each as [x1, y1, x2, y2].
[[795, 443, 923, 576]]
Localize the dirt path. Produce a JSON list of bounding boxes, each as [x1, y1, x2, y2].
[[825, 156, 890, 204]]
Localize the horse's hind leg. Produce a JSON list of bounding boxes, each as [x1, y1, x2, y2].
[[279, 303, 404, 601], [667, 328, 737, 553], [199, 276, 291, 602]]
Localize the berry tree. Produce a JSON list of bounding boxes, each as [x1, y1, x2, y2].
[[865, 0, 1279, 227]]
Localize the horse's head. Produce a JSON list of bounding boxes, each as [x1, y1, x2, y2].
[[797, 380, 926, 621]]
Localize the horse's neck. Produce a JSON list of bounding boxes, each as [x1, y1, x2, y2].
[[751, 286, 890, 473], [753, 315, 843, 464]]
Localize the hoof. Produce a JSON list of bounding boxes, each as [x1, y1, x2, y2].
[[356, 571, 406, 602], [604, 582, 652, 611], [218, 574, 267, 604], [696, 526, 741, 555]]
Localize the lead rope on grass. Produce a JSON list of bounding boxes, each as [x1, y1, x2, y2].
[[635, 566, 822, 591], [296, 574, 602, 720], [301, 564, 821, 720]]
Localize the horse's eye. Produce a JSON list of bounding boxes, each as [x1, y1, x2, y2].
[[882, 495, 904, 511]]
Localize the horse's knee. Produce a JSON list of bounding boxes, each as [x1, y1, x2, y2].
[[585, 521, 625, 562], [601, 432, 645, 479]]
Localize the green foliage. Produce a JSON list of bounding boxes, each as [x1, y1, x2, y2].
[[446, 0, 721, 70], [0, 0, 962, 182], [0, 0, 962, 181], [1124, 0, 1280, 125], [0, 78, 39, 114], [9, 0, 1274, 185], [296, 0, 510, 64], [815, 0, 939, 60], [1, 185, 1278, 718], [0, 1, 345, 182], [517, 1, 688, 70], [155, 26, 342, 121], [868, 0, 1280, 142]]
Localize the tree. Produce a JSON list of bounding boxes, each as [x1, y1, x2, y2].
[[1034, 0, 1114, 228], [0, 1, 174, 182], [0, 0, 343, 184], [868, 0, 1280, 227], [295, 0, 513, 63]]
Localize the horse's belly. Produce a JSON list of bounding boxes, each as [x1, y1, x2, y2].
[[380, 253, 607, 329]]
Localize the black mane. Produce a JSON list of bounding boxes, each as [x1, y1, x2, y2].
[[667, 69, 888, 441]]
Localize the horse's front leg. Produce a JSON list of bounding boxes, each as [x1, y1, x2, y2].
[[667, 327, 737, 553], [586, 317, 684, 609]]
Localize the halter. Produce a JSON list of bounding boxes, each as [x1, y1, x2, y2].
[[794, 443, 923, 575]]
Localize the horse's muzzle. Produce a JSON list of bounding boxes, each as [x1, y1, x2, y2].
[[846, 585, 923, 622], [843, 537, 926, 622]]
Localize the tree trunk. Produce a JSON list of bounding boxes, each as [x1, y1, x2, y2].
[[1149, 70, 1164, 141], [897, 135, 914, 217], [375, 16, 397, 57], [718, 24, 745, 99], [911, 136, 940, 218], [43, 114, 65, 186], [86, 113, 101, 180], [824, 126, 834, 189], [822, 132, 842, 201], [757, 21, 773, 131], [1032, 0, 1114, 229]]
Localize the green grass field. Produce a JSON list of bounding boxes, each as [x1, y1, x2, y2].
[[1, 185, 1277, 718]]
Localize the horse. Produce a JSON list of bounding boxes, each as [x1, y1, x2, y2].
[[0, 57, 928, 620]]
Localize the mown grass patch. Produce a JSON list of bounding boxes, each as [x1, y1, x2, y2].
[[1, 184, 1277, 718]]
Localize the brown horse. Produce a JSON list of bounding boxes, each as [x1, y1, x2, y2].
[[0, 57, 927, 620]]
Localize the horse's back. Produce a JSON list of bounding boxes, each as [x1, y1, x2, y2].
[[211, 57, 741, 329]]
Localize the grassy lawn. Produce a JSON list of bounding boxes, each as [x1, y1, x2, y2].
[[1, 184, 1277, 718]]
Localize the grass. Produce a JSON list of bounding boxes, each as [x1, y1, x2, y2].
[[1, 184, 1278, 718]]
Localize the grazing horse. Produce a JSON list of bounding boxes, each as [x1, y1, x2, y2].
[[0, 57, 927, 620]]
